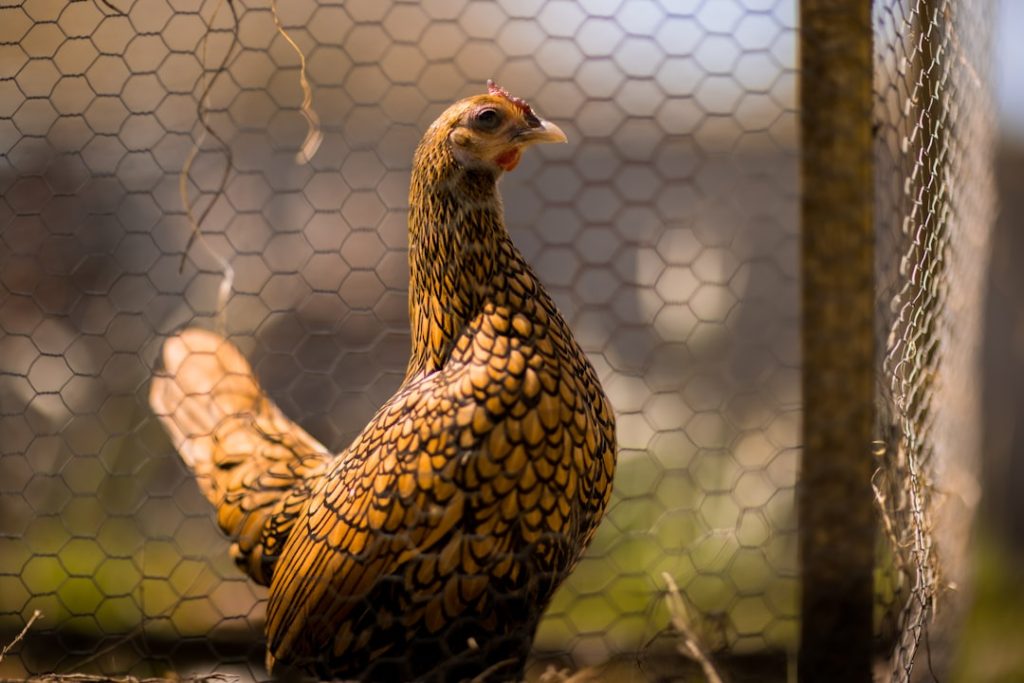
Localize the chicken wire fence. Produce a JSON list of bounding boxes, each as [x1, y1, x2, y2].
[[0, 0, 993, 681], [873, 0, 995, 680]]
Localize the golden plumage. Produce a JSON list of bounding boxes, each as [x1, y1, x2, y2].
[[150, 82, 617, 682]]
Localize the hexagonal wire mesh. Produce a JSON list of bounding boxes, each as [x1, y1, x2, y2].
[[0, 0, 994, 680], [0, 1, 799, 678], [873, 1, 995, 680]]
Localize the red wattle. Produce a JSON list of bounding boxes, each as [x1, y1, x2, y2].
[[496, 148, 521, 171]]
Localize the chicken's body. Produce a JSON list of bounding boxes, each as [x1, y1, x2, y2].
[[150, 83, 617, 682]]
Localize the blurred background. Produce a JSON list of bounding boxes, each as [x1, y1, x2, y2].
[[958, 1, 1024, 681], [0, 2, 802, 679], [0, 0, 1018, 681]]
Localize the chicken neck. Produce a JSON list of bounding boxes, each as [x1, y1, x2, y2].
[[405, 139, 515, 376]]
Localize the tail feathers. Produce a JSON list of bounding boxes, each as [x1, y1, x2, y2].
[[150, 328, 332, 585]]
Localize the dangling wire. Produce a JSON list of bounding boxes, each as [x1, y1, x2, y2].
[[93, 0, 127, 16], [178, 0, 240, 333], [178, 0, 321, 334], [271, 0, 322, 164]]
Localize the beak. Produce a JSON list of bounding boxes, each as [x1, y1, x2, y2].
[[513, 119, 568, 145]]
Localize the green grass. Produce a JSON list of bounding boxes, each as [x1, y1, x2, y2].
[[951, 529, 1024, 683]]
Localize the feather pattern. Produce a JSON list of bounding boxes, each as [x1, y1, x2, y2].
[[150, 85, 616, 682]]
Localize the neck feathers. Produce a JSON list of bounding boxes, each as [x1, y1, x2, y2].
[[406, 133, 507, 375]]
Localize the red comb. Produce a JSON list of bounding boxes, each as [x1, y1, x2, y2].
[[487, 79, 541, 127]]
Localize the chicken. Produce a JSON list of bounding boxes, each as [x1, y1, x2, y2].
[[149, 81, 617, 682]]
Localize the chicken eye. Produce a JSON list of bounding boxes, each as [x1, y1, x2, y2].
[[475, 108, 501, 129]]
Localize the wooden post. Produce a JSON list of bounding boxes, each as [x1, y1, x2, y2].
[[798, 1, 876, 681]]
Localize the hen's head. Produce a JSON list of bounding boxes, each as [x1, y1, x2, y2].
[[431, 80, 567, 174]]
